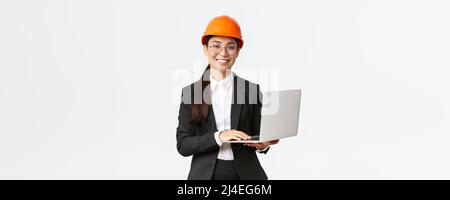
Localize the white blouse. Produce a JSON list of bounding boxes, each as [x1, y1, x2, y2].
[[211, 73, 234, 160], [211, 73, 268, 160]]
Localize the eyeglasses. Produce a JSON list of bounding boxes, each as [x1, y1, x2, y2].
[[207, 43, 239, 53]]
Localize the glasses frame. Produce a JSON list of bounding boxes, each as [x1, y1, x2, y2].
[[207, 42, 239, 54]]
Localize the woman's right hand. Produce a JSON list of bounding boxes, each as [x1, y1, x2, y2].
[[219, 129, 251, 142]]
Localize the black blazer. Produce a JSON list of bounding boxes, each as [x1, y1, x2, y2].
[[176, 75, 269, 180]]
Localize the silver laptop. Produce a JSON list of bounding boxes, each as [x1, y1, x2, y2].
[[225, 89, 301, 143]]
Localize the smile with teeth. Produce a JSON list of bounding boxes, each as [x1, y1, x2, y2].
[[216, 59, 229, 63]]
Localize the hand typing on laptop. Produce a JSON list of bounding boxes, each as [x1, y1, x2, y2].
[[218, 129, 251, 141]]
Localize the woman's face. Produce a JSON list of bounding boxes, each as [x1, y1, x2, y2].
[[204, 36, 240, 73]]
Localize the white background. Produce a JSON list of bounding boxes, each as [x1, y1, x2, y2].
[[1, 0, 449, 179]]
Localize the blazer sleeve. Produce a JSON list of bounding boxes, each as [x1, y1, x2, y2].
[[253, 84, 270, 154], [176, 89, 219, 157]]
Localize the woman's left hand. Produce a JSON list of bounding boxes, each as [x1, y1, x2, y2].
[[244, 139, 279, 150]]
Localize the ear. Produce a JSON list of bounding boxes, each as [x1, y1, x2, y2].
[[234, 48, 240, 58], [203, 45, 208, 57]]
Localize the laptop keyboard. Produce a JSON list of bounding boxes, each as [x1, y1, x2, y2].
[[229, 135, 260, 141], [247, 135, 259, 140]]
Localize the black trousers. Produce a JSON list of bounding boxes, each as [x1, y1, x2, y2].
[[212, 159, 240, 180]]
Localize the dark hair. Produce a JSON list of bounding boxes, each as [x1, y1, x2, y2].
[[191, 65, 211, 125]]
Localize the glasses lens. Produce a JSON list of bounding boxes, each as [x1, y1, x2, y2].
[[208, 44, 238, 53]]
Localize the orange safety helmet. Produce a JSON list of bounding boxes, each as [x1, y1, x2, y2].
[[201, 15, 243, 48]]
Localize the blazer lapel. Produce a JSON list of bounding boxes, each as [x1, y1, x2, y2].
[[231, 75, 246, 130], [208, 105, 218, 132]]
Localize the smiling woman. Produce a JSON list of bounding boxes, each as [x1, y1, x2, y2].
[[203, 36, 239, 84], [205, 37, 239, 65], [176, 15, 279, 180]]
